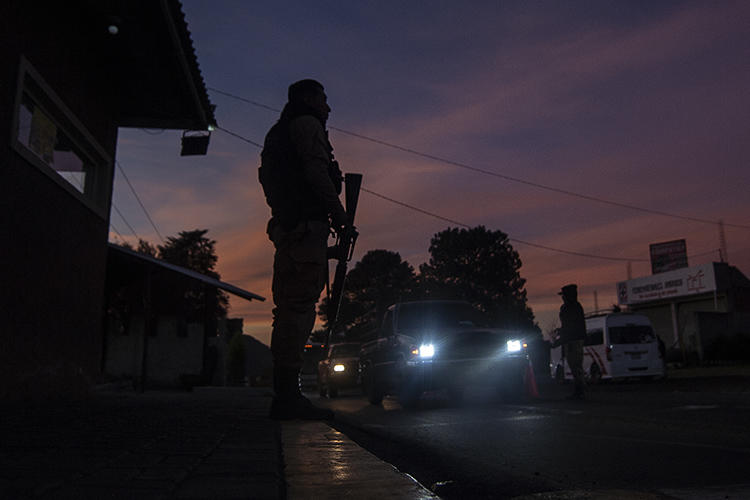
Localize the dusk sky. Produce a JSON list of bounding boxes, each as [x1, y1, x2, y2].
[[113, 0, 750, 346]]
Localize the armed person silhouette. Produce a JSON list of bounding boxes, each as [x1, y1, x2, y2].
[[258, 79, 347, 420]]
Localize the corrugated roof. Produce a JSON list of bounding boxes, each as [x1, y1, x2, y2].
[[166, 0, 217, 126], [109, 243, 264, 302]]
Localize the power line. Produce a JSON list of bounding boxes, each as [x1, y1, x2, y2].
[[112, 204, 139, 239], [208, 87, 750, 231], [109, 221, 124, 241], [115, 161, 165, 243], [364, 186, 720, 262], [212, 124, 652, 262], [214, 125, 263, 148], [361, 188, 648, 262], [139, 128, 165, 135], [208, 87, 280, 113]]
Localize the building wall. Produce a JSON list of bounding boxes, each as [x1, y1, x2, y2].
[[104, 315, 205, 388], [631, 294, 729, 363], [1, 4, 118, 399], [635, 304, 677, 349]]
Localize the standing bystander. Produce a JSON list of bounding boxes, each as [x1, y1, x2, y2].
[[554, 284, 587, 399]]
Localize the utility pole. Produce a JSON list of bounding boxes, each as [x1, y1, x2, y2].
[[593, 290, 599, 313], [718, 219, 728, 263], [627, 261, 632, 280]]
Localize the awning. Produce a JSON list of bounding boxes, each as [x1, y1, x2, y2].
[[109, 243, 265, 303]]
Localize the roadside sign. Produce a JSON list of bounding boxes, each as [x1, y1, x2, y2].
[[650, 239, 688, 274]]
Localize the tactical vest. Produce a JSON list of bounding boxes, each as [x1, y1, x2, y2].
[[259, 115, 331, 231]]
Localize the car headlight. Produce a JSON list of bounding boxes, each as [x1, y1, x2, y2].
[[333, 364, 346, 372], [419, 344, 435, 358], [507, 339, 522, 353]]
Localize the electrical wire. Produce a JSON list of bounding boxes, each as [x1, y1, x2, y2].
[[139, 128, 165, 135], [109, 222, 124, 241], [208, 87, 750, 231], [111, 204, 139, 240], [115, 161, 165, 243], [212, 124, 655, 263], [361, 188, 647, 262], [214, 125, 263, 148]]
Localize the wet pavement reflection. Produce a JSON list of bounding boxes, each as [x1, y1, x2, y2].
[[282, 421, 438, 499]]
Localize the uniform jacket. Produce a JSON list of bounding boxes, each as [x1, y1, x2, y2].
[[558, 300, 586, 343], [259, 103, 345, 231]]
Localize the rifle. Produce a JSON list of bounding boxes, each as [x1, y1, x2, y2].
[[325, 173, 362, 348]]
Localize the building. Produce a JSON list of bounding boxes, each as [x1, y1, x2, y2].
[[104, 244, 264, 390], [1, 1, 217, 400], [617, 262, 750, 363]]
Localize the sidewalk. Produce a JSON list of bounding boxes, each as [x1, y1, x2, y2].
[[2, 364, 748, 499], [0, 386, 436, 499]]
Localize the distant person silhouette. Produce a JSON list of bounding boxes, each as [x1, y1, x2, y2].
[[657, 335, 667, 377], [554, 284, 587, 399], [258, 79, 345, 420]]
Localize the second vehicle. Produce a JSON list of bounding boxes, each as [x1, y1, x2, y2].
[[317, 342, 361, 397]]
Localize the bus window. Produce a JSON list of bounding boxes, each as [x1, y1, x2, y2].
[[585, 329, 603, 346], [609, 325, 656, 344]]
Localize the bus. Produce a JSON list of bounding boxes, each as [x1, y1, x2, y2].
[[550, 313, 665, 382]]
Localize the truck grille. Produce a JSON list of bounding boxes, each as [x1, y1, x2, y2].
[[439, 331, 506, 361]]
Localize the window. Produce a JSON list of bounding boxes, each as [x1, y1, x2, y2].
[[332, 344, 360, 357], [380, 310, 394, 338], [609, 325, 656, 344], [396, 302, 489, 332], [585, 329, 604, 346], [12, 57, 111, 217]]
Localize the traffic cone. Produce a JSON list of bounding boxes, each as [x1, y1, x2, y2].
[[525, 361, 539, 398]]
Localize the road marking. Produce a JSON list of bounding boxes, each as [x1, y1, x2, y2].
[[659, 483, 750, 500], [361, 414, 550, 430], [564, 432, 750, 455], [673, 404, 720, 411]]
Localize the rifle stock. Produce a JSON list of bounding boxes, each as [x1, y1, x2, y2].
[[326, 173, 362, 348]]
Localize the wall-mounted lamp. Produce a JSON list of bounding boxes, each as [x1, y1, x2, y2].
[[180, 129, 211, 156]]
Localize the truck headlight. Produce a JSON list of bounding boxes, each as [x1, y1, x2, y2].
[[507, 340, 522, 353], [333, 364, 346, 372], [419, 344, 435, 358]]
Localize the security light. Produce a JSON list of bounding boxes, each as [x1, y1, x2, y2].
[[180, 130, 211, 156]]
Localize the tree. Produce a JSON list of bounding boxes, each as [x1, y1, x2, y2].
[[318, 249, 417, 338], [136, 239, 158, 257], [118, 238, 156, 256], [419, 226, 539, 334], [157, 229, 229, 319]]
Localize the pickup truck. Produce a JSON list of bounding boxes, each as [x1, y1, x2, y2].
[[358, 300, 530, 408], [317, 342, 361, 397]]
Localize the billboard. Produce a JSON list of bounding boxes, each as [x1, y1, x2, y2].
[[617, 263, 716, 305], [650, 239, 688, 274]]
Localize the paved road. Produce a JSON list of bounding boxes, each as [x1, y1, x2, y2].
[[313, 376, 750, 499]]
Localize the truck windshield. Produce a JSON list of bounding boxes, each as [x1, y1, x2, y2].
[[397, 302, 489, 331], [331, 344, 360, 357], [609, 325, 656, 344], [302, 345, 326, 374]]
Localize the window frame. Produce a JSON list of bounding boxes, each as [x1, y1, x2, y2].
[[10, 56, 112, 219]]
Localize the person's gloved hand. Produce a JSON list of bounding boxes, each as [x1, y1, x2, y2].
[[331, 207, 347, 231]]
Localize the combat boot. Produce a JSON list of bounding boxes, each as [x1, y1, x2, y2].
[[567, 380, 586, 400], [269, 367, 334, 420]]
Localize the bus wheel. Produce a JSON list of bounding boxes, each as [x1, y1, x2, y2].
[[589, 363, 602, 384]]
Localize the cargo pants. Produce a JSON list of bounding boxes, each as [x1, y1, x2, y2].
[[269, 220, 329, 371], [565, 339, 585, 393]]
